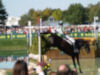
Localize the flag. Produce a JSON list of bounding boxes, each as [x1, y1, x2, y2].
[[38, 18, 40, 26], [38, 18, 42, 26]]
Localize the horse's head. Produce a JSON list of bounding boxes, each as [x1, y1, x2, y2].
[[76, 39, 90, 53]]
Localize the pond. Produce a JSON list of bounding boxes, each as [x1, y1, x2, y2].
[[0, 56, 28, 69], [0, 61, 15, 69]]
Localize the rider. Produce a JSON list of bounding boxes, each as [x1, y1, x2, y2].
[[55, 21, 78, 53]]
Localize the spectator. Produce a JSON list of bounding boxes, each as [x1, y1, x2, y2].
[[12, 60, 28, 75], [57, 64, 78, 75]]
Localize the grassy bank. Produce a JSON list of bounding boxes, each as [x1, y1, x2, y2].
[[0, 39, 27, 56], [0, 39, 27, 50]]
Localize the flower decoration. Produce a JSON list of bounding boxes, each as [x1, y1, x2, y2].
[[38, 61, 50, 71]]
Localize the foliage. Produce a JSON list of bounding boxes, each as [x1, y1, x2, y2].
[[29, 34, 51, 54], [19, 2, 100, 25], [64, 4, 86, 24], [89, 4, 100, 23], [19, 14, 29, 25], [52, 9, 62, 20], [41, 34, 51, 54], [0, 0, 8, 25], [42, 8, 52, 21], [29, 36, 38, 54], [28, 9, 42, 24]]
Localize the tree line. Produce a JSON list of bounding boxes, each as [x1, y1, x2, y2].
[[0, 0, 100, 25], [19, 2, 100, 26], [0, 0, 7, 25]]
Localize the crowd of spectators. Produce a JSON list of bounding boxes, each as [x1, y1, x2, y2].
[[0, 26, 29, 35], [64, 26, 94, 33], [0, 25, 99, 35], [12, 60, 78, 75]]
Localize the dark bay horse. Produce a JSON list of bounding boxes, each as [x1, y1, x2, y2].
[[41, 33, 90, 73]]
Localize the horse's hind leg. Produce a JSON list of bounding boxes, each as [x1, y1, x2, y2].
[[76, 55, 83, 73]]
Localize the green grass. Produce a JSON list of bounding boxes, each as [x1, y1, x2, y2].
[[0, 50, 27, 56], [8, 71, 12, 75], [29, 37, 38, 54], [0, 39, 27, 56], [0, 39, 27, 50]]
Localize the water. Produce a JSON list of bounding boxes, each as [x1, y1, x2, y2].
[[0, 61, 15, 69], [0, 56, 28, 69]]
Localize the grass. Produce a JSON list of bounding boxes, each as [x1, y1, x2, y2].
[[8, 71, 12, 75], [0, 39, 27, 56], [0, 50, 27, 56], [0, 37, 39, 56], [0, 39, 27, 50], [29, 36, 38, 54]]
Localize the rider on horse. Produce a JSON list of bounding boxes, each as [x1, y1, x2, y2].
[[50, 21, 78, 53]]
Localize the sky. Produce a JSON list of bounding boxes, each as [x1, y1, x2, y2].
[[2, 0, 100, 17]]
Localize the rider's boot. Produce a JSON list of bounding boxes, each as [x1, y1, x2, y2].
[[73, 44, 79, 53]]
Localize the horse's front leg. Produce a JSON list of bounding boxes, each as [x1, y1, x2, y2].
[[76, 54, 83, 73], [72, 56, 77, 70]]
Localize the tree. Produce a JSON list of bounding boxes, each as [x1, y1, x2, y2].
[[62, 10, 68, 22], [84, 8, 90, 24], [27, 9, 42, 25], [28, 9, 35, 19], [42, 8, 52, 21], [0, 0, 8, 25], [89, 4, 100, 23], [65, 4, 86, 24], [52, 9, 62, 21], [28, 9, 38, 24], [19, 14, 29, 26]]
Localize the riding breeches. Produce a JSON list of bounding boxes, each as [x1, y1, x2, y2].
[[65, 35, 75, 45]]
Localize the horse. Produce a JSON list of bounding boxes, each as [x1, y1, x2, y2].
[[41, 32, 90, 73]]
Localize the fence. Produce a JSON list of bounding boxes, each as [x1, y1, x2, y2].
[[0, 33, 36, 39], [0, 32, 99, 39], [70, 32, 100, 37]]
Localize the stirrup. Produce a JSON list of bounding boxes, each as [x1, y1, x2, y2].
[[73, 45, 79, 53]]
